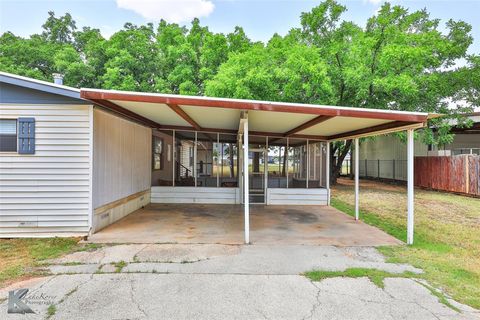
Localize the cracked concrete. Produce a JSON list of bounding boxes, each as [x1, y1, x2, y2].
[[44, 244, 422, 275], [1, 244, 478, 319], [1, 274, 477, 320]]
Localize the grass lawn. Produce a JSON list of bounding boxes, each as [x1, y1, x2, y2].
[[331, 178, 480, 309], [0, 238, 92, 288]]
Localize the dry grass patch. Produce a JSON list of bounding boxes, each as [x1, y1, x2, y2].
[[0, 238, 85, 288], [332, 178, 480, 309]]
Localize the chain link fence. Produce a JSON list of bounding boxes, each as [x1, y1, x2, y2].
[[341, 159, 408, 181]]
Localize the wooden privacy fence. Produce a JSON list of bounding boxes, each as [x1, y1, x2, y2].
[[414, 155, 480, 197]]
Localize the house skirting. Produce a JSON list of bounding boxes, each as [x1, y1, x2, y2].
[[266, 188, 328, 205], [92, 189, 150, 233], [151, 187, 241, 204], [150, 187, 328, 205]]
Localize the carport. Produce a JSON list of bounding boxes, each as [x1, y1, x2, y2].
[[81, 89, 435, 245]]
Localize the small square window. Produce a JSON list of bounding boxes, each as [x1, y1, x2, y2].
[[0, 119, 17, 152]]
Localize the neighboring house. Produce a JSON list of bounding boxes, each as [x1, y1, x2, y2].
[[357, 113, 480, 182], [1, 71, 433, 243]]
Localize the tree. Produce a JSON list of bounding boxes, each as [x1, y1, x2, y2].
[[54, 46, 95, 87], [205, 36, 333, 103], [297, 0, 475, 183], [42, 11, 77, 44], [0, 12, 86, 86], [154, 19, 252, 95], [0, 32, 59, 80], [73, 27, 107, 88], [101, 23, 158, 91]]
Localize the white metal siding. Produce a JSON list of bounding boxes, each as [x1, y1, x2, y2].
[[151, 187, 240, 204], [0, 104, 92, 237], [92, 109, 152, 209], [266, 188, 328, 205]]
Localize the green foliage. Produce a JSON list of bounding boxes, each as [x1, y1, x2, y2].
[[304, 267, 417, 289], [304, 267, 459, 311], [0, 13, 252, 92], [42, 11, 76, 44], [47, 304, 57, 318], [205, 38, 334, 104], [112, 260, 127, 273]]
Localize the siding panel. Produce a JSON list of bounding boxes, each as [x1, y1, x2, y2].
[[266, 188, 328, 205], [151, 187, 239, 204], [0, 104, 92, 237], [92, 109, 151, 209]]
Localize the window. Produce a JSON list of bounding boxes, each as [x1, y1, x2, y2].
[[0, 119, 17, 152], [151, 130, 173, 186], [152, 136, 164, 170]]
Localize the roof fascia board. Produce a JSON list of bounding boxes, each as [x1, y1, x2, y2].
[[0, 72, 83, 101], [80, 89, 429, 123]]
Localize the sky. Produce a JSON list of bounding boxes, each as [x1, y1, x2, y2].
[[0, 0, 479, 55]]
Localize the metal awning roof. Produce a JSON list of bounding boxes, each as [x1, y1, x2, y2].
[[80, 88, 437, 141]]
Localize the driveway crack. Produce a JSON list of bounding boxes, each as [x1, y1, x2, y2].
[[302, 281, 322, 320], [129, 277, 147, 318]]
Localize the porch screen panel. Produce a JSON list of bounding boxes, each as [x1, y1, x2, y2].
[[308, 141, 325, 188], [288, 139, 307, 188], [267, 137, 288, 188], [219, 133, 238, 188], [196, 132, 216, 187], [174, 131, 195, 186], [213, 135, 221, 187]]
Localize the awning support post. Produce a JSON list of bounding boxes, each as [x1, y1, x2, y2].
[[326, 142, 330, 205], [354, 138, 359, 221], [240, 112, 250, 244], [407, 129, 414, 245]]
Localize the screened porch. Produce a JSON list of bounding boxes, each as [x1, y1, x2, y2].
[[150, 129, 329, 205]]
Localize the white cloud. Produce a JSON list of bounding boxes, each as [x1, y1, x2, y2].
[[116, 0, 214, 23]]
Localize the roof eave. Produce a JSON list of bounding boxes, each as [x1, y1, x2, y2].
[[80, 89, 430, 123], [1, 71, 83, 101]]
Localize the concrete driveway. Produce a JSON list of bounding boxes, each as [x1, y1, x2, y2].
[[88, 204, 401, 246], [1, 244, 478, 320]]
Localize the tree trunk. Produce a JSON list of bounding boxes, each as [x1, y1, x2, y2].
[[330, 140, 352, 185], [282, 146, 287, 176], [229, 143, 234, 178]]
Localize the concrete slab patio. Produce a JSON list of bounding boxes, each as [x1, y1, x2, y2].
[[87, 204, 401, 246]]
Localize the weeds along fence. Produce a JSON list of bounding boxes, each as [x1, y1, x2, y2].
[[355, 155, 480, 197]]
